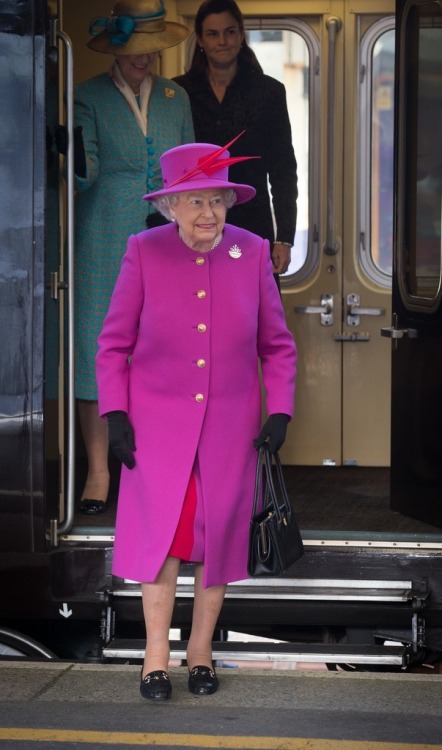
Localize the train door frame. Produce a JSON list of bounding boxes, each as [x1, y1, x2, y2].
[[386, 0, 442, 528], [45, 1, 77, 540]]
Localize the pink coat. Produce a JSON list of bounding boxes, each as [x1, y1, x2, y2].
[[96, 223, 297, 587]]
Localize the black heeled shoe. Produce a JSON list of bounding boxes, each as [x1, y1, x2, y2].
[[188, 665, 219, 695], [79, 499, 107, 515], [140, 670, 172, 701]]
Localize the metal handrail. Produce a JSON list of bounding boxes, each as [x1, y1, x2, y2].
[[324, 16, 342, 256], [55, 25, 75, 536]]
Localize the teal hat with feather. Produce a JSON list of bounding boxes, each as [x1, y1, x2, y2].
[[88, 0, 189, 55]]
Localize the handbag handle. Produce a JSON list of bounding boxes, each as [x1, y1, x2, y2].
[[252, 444, 292, 526], [251, 445, 266, 517], [265, 445, 293, 526]]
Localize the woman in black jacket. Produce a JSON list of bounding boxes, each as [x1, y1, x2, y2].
[[174, 0, 298, 280]]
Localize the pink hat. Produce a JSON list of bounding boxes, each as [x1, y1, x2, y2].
[[143, 132, 258, 205]]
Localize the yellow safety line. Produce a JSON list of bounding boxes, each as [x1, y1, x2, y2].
[[0, 729, 441, 749]]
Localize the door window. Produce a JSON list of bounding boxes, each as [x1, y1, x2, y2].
[[359, 20, 395, 285], [244, 19, 320, 281], [398, 2, 442, 308], [246, 18, 398, 292]]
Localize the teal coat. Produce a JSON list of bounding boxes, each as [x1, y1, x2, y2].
[[73, 72, 194, 399]]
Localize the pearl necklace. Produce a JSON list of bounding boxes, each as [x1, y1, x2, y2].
[[179, 229, 223, 252], [210, 233, 222, 250]]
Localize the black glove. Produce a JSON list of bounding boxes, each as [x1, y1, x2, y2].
[[253, 413, 290, 454], [106, 410, 136, 469], [54, 124, 87, 178]]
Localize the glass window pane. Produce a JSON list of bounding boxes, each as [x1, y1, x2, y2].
[[404, 12, 442, 300], [246, 29, 310, 275], [371, 30, 395, 276]]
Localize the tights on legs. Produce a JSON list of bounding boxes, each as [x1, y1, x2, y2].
[[141, 559, 226, 676], [187, 564, 226, 670], [141, 556, 181, 676], [77, 399, 109, 502]]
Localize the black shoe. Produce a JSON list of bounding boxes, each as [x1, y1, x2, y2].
[[140, 670, 171, 701], [79, 499, 106, 515], [188, 665, 219, 695]]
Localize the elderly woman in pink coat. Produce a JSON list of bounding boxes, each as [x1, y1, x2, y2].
[[96, 134, 297, 702]]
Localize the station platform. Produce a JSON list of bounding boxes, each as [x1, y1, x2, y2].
[[0, 660, 441, 749]]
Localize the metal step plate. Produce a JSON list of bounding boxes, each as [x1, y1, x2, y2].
[[112, 577, 425, 603], [102, 638, 408, 666]]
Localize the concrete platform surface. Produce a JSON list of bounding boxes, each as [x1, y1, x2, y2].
[[0, 661, 441, 749]]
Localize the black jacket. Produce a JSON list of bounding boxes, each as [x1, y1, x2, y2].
[[174, 65, 298, 245]]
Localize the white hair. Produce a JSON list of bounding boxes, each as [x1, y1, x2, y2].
[[152, 188, 237, 221]]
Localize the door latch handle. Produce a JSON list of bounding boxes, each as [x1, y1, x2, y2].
[[294, 293, 334, 326], [346, 293, 385, 326], [49, 271, 68, 300], [381, 327, 418, 339]]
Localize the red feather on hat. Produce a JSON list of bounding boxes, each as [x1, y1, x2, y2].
[[167, 130, 260, 188]]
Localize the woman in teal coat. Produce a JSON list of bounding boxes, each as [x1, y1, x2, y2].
[[70, 0, 194, 513]]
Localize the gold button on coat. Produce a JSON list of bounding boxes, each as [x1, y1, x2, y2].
[[197, 359, 206, 368], [197, 290, 206, 299], [195, 393, 204, 402], [196, 257, 205, 265], [197, 323, 206, 332]]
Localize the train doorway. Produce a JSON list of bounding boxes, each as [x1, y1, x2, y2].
[[45, 0, 442, 541]]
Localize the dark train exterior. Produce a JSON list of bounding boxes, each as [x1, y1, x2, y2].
[[1, 0, 442, 667]]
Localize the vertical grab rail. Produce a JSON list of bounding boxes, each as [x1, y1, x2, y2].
[[54, 24, 75, 536], [324, 16, 342, 256]]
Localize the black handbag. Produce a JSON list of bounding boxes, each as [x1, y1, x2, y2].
[[248, 444, 304, 577]]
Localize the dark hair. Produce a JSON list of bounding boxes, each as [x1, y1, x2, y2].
[[188, 0, 263, 74]]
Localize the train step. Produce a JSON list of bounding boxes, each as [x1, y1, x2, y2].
[[101, 638, 411, 667], [111, 576, 427, 603], [101, 577, 426, 668]]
